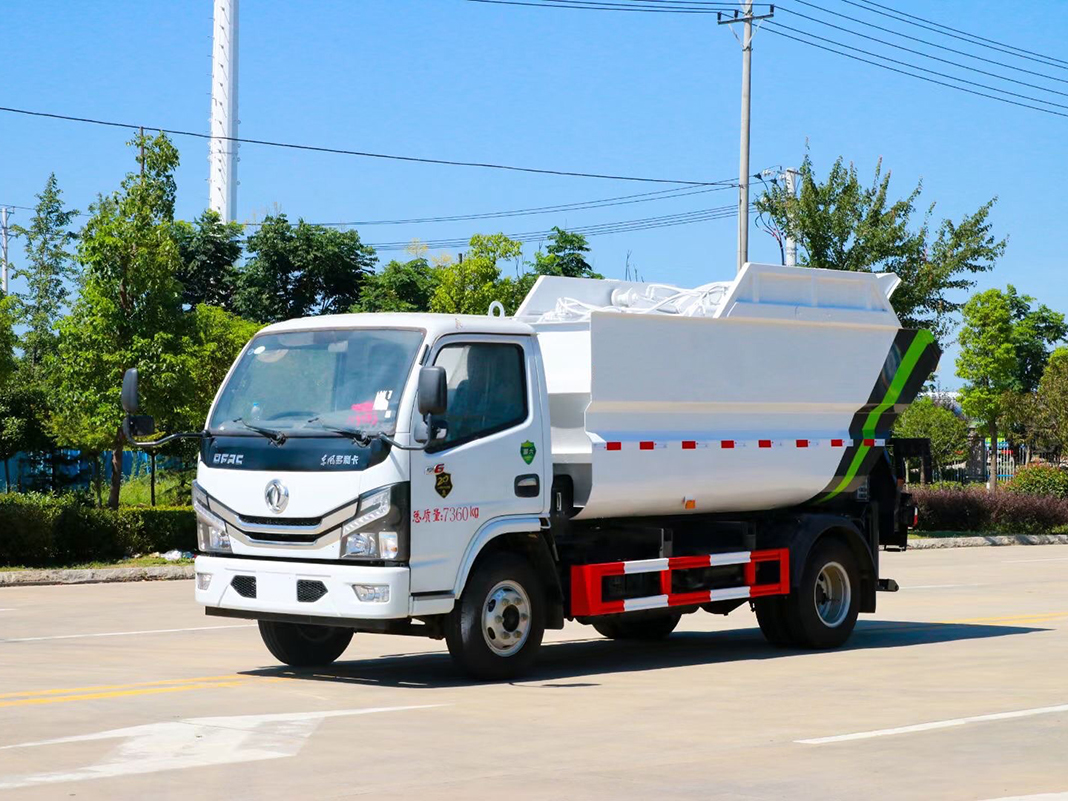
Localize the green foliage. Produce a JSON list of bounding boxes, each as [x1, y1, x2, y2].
[[353, 256, 440, 313], [49, 132, 187, 507], [892, 397, 969, 474], [10, 174, 80, 371], [0, 294, 17, 386], [532, 227, 601, 278], [233, 215, 376, 323], [118, 469, 189, 507], [755, 154, 1006, 342], [1039, 348, 1068, 450], [958, 287, 1066, 436], [431, 233, 524, 315], [0, 492, 194, 567], [1006, 465, 1068, 500], [174, 210, 243, 310]]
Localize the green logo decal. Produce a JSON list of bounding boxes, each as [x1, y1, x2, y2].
[[520, 441, 536, 465]]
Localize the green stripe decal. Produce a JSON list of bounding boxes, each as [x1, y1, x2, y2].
[[819, 329, 935, 502]]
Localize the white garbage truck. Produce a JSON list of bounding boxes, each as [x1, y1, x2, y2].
[[121, 262, 940, 679]]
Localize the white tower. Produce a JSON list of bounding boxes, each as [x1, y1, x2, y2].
[[209, 0, 239, 222]]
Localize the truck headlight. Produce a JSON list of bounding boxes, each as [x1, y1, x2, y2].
[[193, 482, 231, 554], [340, 483, 408, 561]]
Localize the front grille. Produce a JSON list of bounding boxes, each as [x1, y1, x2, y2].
[[297, 580, 328, 603], [231, 575, 257, 598], [239, 515, 321, 527], [244, 531, 322, 544]]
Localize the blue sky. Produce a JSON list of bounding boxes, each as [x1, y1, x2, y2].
[[3, 0, 1066, 386]]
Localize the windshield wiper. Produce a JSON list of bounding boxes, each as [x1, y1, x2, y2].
[[305, 417, 424, 451], [306, 417, 375, 446], [230, 417, 287, 445]]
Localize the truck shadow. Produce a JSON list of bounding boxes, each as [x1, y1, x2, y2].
[[240, 619, 1043, 690]]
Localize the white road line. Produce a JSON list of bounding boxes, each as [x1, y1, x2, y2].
[[0, 624, 255, 643], [1005, 557, 1068, 564], [797, 703, 1068, 745], [0, 608, 16, 612], [983, 794, 1068, 800], [903, 583, 982, 590]]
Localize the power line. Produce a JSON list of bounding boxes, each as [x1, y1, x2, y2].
[[365, 204, 751, 251], [765, 22, 1068, 118], [843, 0, 1068, 71], [779, 4, 1068, 96], [0, 105, 719, 186], [245, 182, 739, 227]]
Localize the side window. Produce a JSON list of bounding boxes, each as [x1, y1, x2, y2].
[[431, 342, 527, 450]]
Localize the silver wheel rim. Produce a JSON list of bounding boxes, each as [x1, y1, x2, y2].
[[482, 580, 532, 657], [813, 561, 851, 628]]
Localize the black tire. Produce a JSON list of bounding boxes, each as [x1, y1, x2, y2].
[[258, 620, 353, 667], [593, 612, 681, 640], [781, 537, 860, 649], [754, 596, 795, 647], [445, 552, 546, 680]]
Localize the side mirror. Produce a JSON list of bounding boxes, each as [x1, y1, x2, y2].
[[121, 368, 140, 414], [417, 366, 448, 417]]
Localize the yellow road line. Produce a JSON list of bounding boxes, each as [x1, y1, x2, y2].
[[0, 674, 246, 700], [0, 681, 245, 708]]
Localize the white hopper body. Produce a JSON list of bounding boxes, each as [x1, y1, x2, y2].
[[516, 262, 938, 519]]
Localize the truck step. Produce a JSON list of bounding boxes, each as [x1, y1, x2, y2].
[[570, 549, 790, 617]]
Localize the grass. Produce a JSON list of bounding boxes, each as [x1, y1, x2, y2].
[[0, 555, 194, 572], [118, 470, 191, 507]]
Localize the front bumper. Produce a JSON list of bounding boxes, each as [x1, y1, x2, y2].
[[194, 555, 411, 620]]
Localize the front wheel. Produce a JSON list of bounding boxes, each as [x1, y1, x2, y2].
[[258, 621, 353, 667], [445, 553, 546, 680]]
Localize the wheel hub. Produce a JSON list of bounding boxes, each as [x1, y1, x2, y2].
[[482, 580, 531, 656], [813, 561, 851, 628]]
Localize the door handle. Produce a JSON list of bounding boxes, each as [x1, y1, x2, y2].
[[514, 474, 540, 498]]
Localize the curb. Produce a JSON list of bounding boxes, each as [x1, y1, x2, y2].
[[0, 564, 195, 587], [908, 534, 1068, 549]]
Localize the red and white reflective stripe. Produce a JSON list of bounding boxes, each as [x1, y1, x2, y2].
[[591, 438, 873, 451], [570, 548, 790, 617]]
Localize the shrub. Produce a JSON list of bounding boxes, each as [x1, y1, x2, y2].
[[0, 493, 195, 567], [913, 487, 1068, 535], [1006, 465, 1068, 500]]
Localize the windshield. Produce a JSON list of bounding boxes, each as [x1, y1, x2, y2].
[[209, 328, 424, 437]]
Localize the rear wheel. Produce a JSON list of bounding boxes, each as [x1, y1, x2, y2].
[[258, 621, 353, 667], [782, 538, 860, 649], [445, 552, 546, 680], [593, 612, 681, 640], [754, 596, 795, 647]]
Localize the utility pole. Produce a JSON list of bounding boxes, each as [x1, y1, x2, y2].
[[719, 3, 774, 274], [1, 207, 10, 295], [783, 167, 798, 266]]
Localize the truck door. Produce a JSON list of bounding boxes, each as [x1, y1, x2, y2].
[[408, 335, 548, 594]]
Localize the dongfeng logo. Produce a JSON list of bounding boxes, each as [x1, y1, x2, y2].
[[264, 479, 289, 514]]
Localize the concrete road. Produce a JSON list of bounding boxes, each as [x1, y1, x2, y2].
[[2, 545, 1068, 800]]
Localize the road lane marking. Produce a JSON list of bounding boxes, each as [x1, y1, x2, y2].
[[0, 681, 245, 708], [944, 611, 1068, 625], [0, 623, 255, 643], [0, 705, 448, 790], [797, 703, 1068, 745], [0, 675, 247, 700], [0, 608, 16, 612], [1005, 556, 1068, 564]]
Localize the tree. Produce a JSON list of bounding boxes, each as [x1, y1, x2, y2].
[[957, 287, 1066, 490], [756, 155, 1006, 342], [51, 131, 187, 509], [10, 174, 80, 371], [431, 233, 524, 315], [233, 215, 376, 323], [0, 371, 52, 492], [892, 397, 969, 478], [1037, 347, 1068, 455], [532, 227, 602, 278], [0, 294, 16, 387], [352, 256, 439, 313], [174, 210, 243, 310]]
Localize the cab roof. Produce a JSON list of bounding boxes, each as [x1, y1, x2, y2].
[[257, 312, 535, 340]]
